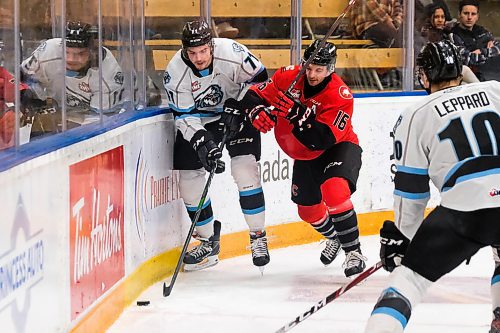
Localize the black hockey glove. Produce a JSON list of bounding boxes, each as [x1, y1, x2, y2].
[[219, 98, 244, 139], [380, 220, 410, 272], [190, 130, 225, 174]]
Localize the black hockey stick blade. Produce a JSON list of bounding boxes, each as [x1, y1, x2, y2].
[[275, 261, 383, 333], [163, 132, 228, 297]]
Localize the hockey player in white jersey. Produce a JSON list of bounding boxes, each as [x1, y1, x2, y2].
[[21, 21, 125, 115], [164, 20, 270, 271], [365, 40, 500, 332]]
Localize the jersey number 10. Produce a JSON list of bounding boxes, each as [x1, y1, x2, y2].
[[438, 111, 499, 160]]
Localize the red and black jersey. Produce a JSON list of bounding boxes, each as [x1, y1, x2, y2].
[[0, 66, 28, 112], [250, 65, 358, 160]]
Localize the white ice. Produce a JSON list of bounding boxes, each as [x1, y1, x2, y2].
[[108, 235, 493, 333]]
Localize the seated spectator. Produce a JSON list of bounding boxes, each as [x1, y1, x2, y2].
[[350, 0, 404, 48], [214, 20, 239, 39], [418, 3, 479, 84], [421, 3, 453, 43], [449, 0, 500, 81], [21, 21, 125, 120]]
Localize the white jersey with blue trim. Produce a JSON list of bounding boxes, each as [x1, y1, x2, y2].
[[21, 38, 125, 112], [393, 80, 500, 239], [163, 38, 265, 142]]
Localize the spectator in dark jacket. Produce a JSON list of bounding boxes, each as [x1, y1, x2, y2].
[[449, 0, 500, 81]]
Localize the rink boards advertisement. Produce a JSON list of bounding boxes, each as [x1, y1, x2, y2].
[[0, 95, 443, 332]]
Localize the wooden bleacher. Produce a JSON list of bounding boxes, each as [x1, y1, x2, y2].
[[138, 0, 404, 90], [152, 47, 403, 71]]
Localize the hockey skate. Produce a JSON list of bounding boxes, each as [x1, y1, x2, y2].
[[183, 220, 221, 272], [320, 235, 341, 266], [250, 230, 270, 273], [343, 249, 367, 277], [491, 307, 500, 333]]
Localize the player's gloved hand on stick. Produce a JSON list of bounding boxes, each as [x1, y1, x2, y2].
[[219, 98, 244, 139], [270, 91, 314, 130], [380, 220, 410, 272], [246, 105, 275, 133], [190, 129, 225, 174], [270, 91, 297, 118]]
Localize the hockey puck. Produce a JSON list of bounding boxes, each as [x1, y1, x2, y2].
[[136, 300, 150, 306]]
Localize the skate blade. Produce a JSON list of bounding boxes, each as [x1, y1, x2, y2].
[[183, 256, 219, 272], [258, 266, 265, 276]]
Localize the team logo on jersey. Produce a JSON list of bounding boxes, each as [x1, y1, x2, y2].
[[67, 94, 88, 108], [163, 71, 171, 85], [232, 42, 244, 53], [339, 85, 353, 100], [195, 84, 223, 109], [490, 188, 500, 197], [79, 82, 91, 93], [191, 81, 201, 92], [324, 161, 343, 173], [290, 89, 301, 99], [114, 72, 124, 85]]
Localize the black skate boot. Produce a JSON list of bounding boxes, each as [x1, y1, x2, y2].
[[183, 220, 221, 271], [343, 248, 367, 277], [250, 230, 270, 272], [320, 235, 342, 266], [491, 307, 500, 333]]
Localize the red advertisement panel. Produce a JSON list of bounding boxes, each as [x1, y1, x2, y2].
[[69, 146, 125, 320]]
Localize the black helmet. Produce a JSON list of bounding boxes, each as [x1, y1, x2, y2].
[[303, 40, 337, 72], [66, 21, 94, 48], [181, 20, 213, 49], [416, 40, 462, 84]]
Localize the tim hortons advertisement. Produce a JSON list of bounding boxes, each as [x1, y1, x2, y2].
[[69, 146, 125, 320]]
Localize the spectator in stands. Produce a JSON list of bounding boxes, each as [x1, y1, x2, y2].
[[421, 3, 453, 43], [417, 3, 479, 84], [214, 20, 239, 39], [449, 0, 500, 81], [350, 0, 404, 48]]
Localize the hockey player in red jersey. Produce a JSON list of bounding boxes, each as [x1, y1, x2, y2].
[[239, 40, 367, 277], [0, 66, 29, 150]]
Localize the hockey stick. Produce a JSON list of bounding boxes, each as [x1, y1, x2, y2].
[[285, 0, 357, 95], [275, 261, 383, 333], [163, 131, 228, 297]]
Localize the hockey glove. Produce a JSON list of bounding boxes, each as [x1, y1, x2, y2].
[[270, 91, 296, 118], [219, 98, 244, 139], [270, 91, 315, 129], [190, 130, 225, 174], [247, 105, 275, 133], [380, 220, 410, 272]]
